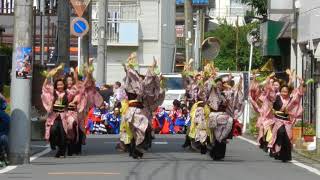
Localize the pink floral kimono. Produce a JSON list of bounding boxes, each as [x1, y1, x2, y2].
[[249, 80, 276, 145], [41, 82, 68, 141], [268, 85, 304, 161]]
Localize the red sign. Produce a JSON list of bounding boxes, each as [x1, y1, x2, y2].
[[70, 0, 91, 17]]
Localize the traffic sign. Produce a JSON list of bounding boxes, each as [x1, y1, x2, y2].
[[70, 0, 91, 17], [71, 17, 89, 37]]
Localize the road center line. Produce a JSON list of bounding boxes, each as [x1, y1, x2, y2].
[[238, 136, 320, 176], [48, 172, 120, 175]]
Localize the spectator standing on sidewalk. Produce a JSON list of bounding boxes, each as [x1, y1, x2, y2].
[[0, 91, 9, 166]]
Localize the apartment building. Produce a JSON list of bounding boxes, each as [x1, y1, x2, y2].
[[91, 0, 176, 83]]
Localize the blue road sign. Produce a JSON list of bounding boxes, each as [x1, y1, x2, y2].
[[71, 17, 89, 37]]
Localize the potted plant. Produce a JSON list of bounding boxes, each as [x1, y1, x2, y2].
[[292, 120, 303, 143], [303, 123, 316, 142]]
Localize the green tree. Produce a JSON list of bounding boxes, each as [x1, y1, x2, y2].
[[205, 21, 264, 71], [0, 44, 12, 56], [241, 0, 268, 18]]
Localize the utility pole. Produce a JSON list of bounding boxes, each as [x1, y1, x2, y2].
[[194, 8, 201, 70], [96, 0, 107, 84], [9, 0, 33, 164], [236, 16, 239, 71], [40, 0, 45, 66], [184, 0, 193, 64], [80, 3, 90, 66], [56, 0, 70, 68], [317, 87, 320, 154]]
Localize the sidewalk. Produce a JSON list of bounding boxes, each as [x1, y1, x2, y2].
[[242, 133, 320, 163], [294, 149, 320, 163]]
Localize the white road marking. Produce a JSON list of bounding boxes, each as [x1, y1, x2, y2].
[[239, 136, 320, 176], [291, 160, 320, 176], [0, 144, 51, 174], [0, 166, 17, 174], [103, 141, 170, 145], [238, 136, 259, 146], [103, 142, 117, 144], [153, 141, 168, 145], [30, 146, 51, 162], [30, 145, 50, 148]]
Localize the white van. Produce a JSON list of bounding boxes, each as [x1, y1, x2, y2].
[[161, 73, 186, 111]]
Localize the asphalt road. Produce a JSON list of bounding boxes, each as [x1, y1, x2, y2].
[[1, 135, 320, 180]]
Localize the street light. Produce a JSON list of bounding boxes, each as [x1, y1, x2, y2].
[[243, 28, 261, 133]]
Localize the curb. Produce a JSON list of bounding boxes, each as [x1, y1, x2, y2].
[[243, 133, 320, 163], [294, 150, 320, 163]]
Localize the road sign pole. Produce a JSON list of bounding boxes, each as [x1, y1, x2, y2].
[[184, 0, 194, 64], [40, 0, 45, 66], [78, 36, 81, 68], [81, 5, 90, 65], [316, 88, 320, 154], [9, 0, 33, 164]]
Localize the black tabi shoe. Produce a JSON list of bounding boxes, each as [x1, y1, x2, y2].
[[182, 143, 190, 148], [55, 151, 61, 158], [182, 139, 191, 148], [200, 145, 207, 154], [136, 144, 146, 154], [269, 151, 274, 157]]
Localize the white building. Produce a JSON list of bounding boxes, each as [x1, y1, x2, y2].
[[296, 0, 320, 127], [91, 0, 176, 83], [209, 0, 249, 26], [268, 0, 320, 141]]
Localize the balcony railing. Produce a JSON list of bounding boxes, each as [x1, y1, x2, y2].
[[91, 1, 139, 46], [209, 6, 248, 18]]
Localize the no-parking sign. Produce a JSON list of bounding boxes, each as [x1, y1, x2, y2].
[[71, 17, 89, 37]]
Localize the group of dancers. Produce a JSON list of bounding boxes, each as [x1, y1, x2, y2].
[[41, 53, 305, 162], [180, 62, 244, 160], [250, 69, 305, 162], [41, 60, 104, 157]]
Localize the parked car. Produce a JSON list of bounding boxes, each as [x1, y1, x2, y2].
[[161, 74, 185, 111]]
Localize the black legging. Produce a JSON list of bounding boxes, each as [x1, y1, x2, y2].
[[129, 139, 143, 159], [274, 125, 292, 162], [68, 127, 85, 156], [210, 140, 227, 160], [49, 115, 67, 157]]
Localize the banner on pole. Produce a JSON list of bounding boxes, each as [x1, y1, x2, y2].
[[70, 0, 91, 17], [15, 47, 33, 79]]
